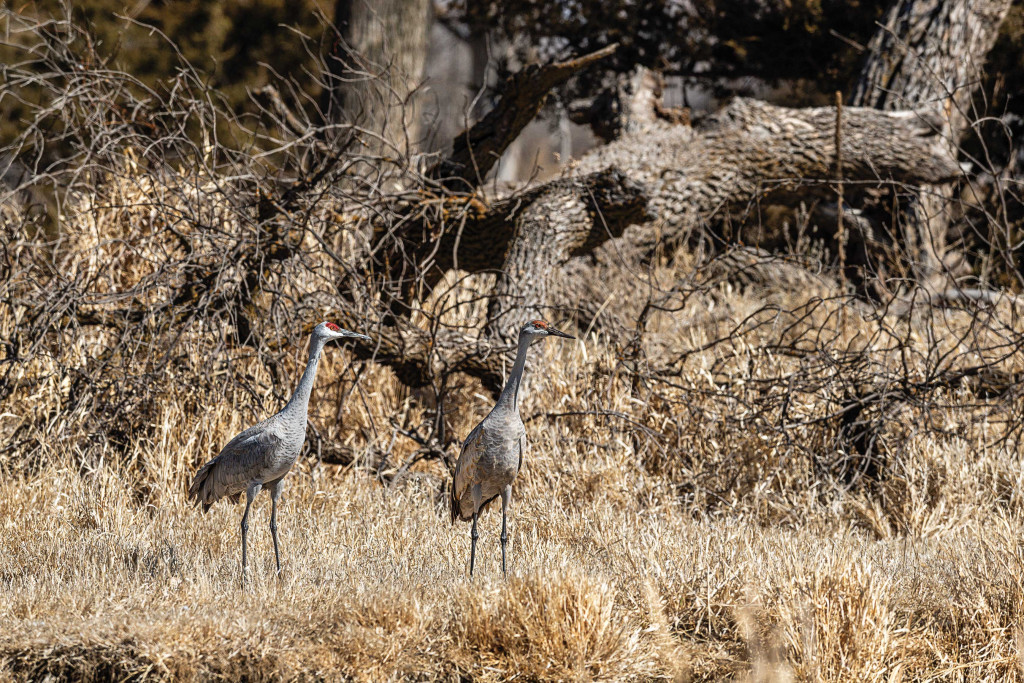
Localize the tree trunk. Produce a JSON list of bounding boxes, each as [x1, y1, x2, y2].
[[851, 0, 1012, 293], [508, 98, 960, 331], [350, 96, 961, 391], [326, 0, 432, 153], [484, 169, 651, 341], [421, 98, 958, 348]]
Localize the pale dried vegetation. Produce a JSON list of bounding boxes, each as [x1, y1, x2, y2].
[[3, 10, 1024, 679], [3, 157, 1024, 682]]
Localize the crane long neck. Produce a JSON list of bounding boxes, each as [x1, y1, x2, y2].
[[496, 333, 532, 413], [283, 334, 326, 417]]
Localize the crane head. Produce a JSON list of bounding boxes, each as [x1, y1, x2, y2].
[[314, 321, 372, 343], [521, 319, 575, 342]]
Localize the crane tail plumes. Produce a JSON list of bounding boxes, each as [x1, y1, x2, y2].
[[449, 481, 459, 525], [188, 458, 220, 514], [449, 484, 500, 523]]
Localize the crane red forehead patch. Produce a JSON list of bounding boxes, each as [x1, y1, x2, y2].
[[326, 322, 341, 332], [530, 320, 548, 328]]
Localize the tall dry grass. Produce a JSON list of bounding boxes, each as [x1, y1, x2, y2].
[[2, 10, 1024, 680], [1, 38, 1023, 674], [3, 254, 1024, 679]]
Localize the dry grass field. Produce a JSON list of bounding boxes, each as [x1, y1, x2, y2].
[[0, 52, 1022, 673], [4, 232, 1024, 681], [2, 3, 1024, 679]]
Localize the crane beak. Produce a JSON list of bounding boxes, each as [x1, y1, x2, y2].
[[344, 332, 373, 342], [547, 326, 575, 339]]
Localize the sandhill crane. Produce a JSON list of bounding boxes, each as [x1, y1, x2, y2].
[[450, 319, 575, 576], [188, 321, 371, 584]]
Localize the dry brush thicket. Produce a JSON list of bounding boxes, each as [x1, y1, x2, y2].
[[2, 10, 1024, 683]]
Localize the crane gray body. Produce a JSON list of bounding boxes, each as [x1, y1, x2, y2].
[[451, 406, 527, 523], [450, 320, 574, 576], [190, 403, 308, 511], [188, 321, 370, 584]]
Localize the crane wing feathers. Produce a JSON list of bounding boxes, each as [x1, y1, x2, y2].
[[454, 423, 485, 490], [188, 419, 284, 511], [450, 422, 486, 523], [449, 413, 527, 523]]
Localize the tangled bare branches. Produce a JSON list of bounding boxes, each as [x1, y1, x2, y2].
[[1, 5, 1022, 516]]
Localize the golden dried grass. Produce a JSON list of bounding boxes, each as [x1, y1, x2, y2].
[[3, 168, 1024, 681], [3, 333, 1024, 680]]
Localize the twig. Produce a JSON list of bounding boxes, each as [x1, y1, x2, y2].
[[834, 90, 846, 284]]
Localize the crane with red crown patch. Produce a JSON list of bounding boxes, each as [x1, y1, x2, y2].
[[450, 318, 575, 577]]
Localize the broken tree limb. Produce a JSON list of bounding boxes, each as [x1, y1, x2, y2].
[[432, 97, 958, 288], [368, 97, 963, 386], [437, 96, 961, 356], [429, 43, 618, 189], [534, 98, 961, 325], [483, 168, 653, 339], [568, 98, 960, 318], [576, 98, 959, 235], [504, 97, 960, 333]]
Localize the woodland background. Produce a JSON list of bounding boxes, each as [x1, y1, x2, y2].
[[2, 0, 1024, 680]]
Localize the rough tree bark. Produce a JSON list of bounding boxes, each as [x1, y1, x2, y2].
[[483, 98, 960, 336], [325, 0, 432, 152], [368, 94, 960, 388], [483, 169, 652, 338], [255, 18, 1001, 396], [851, 0, 1012, 292]]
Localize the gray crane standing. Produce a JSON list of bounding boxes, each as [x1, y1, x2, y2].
[[450, 319, 575, 576], [188, 321, 371, 584]]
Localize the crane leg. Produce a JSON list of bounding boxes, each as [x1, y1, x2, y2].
[[240, 481, 262, 588], [467, 484, 482, 577], [268, 478, 284, 577], [500, 485, 512, 578], [469, 512, 480, 577]]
